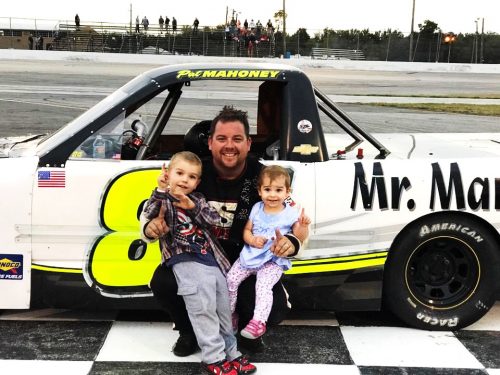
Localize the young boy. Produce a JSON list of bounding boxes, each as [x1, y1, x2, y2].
[[227, 165, 310, 339], [142, 151, 256, 375]]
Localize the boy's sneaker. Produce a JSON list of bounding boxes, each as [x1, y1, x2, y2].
[[230, 355, 257, 374], [240, 319, 266, 339], [231, 313, 239, 334], [202, 360, 238, 375]]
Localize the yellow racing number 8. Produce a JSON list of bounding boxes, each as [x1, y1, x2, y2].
[[85, 168, 162, 296]]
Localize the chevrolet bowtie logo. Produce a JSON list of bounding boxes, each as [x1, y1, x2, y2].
[[292, 144, 319, 155]]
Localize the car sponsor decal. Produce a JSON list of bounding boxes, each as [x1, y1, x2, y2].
[[0, 254, 23, 280], [292, 144, 319, 155], [176, 69, 281, 80], [351, 161, 497, 211], [297, 119, 313, 134], [38, 169, 66, 188]]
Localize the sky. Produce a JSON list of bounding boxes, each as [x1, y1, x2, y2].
[[1, 0, 499, 35]]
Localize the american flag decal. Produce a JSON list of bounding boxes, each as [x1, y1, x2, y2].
[[38, 170, 66, 188]]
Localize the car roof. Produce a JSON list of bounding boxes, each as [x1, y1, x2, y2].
[[142, 62, 304, 80]]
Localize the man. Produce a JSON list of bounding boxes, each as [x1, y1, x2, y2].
[[142, 106, 301, 357], [75, 14, 80, 31], [142, 16, 149, 32], [193, 17, 199, 33], [172, 17, 177, 33], [159, 15, 164, 32]]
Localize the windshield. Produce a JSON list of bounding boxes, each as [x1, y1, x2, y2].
[[35, 74, 151, 158]]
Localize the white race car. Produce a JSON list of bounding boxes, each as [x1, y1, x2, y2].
[[1, 63, 499, 330]]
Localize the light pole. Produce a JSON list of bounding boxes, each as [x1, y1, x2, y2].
[[480, 18, 484, 63], [474, 18, 480, 63], [409, 0, 416, 62], [282, 0, 286, 54]]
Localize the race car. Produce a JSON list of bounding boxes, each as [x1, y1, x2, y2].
[[1, 62, 499, 330]]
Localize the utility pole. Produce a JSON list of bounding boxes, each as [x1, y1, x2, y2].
[[409, 0, 415, 62], [474, 18, 479, 63], [283, 0, 286, 54], [480, 18, 484, 63], [129, 4, 132, 34]]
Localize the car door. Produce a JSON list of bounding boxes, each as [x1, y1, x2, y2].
[[30, 109, 166, 302]]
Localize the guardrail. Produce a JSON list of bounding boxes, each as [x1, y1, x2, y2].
[[311, 47, 365, 60]]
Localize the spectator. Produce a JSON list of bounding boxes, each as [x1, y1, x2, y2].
[[159, 15, 164, 32], [243, 19, 248, 30], [75, 14, 80, 31], [249, 19, 255, 30], [193, 17, 199, 34], [255, 21, 262, 39], [135, 16, 140, 33], [37, 35, 44, 50], [247, 31, 256, 57], [28, 34, 33, 50], [266, 19, 273, 34], [165, 16, 170, 32], [142, 16, 149, 32], [172, 17, 177, 33]]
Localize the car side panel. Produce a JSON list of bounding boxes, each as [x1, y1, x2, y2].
[[0, 157, 37, 309]]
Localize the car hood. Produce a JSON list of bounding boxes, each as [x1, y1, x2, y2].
[[325, 133, 500, 160], [0, 134, 45, 158]]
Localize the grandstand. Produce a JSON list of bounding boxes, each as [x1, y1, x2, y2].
[[0, 22, 277, 58]]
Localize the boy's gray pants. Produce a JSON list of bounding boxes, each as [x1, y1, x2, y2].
[[173, 261, 240, 364]]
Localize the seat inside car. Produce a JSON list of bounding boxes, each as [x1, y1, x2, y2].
[[183, 120, 212, 158]]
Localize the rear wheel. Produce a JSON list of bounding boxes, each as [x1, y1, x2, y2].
[[384, 213, 500, 330]]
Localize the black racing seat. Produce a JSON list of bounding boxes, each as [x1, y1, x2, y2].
[[184, 120, 212, 158]]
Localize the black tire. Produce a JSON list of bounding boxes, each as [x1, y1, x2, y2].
[[383, 212, 500, 330]]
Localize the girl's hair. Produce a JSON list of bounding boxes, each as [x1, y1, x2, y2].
[[257, 165, 291, 189]]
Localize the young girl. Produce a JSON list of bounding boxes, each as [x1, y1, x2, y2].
[[226, 165, 310, 339]]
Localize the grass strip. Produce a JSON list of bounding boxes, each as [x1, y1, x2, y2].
[[370, 103, 500, 116]]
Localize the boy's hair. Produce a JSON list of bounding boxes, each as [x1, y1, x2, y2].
[[169, 151, 202, 174], [257, 165, 291, 189], [210, 105, 250, 137]]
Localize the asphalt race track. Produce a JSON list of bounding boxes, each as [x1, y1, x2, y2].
[[0, 58, 499, 137], [1, 55, 500, 374]]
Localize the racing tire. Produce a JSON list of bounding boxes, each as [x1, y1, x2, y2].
[[383, 212, 500, 330]]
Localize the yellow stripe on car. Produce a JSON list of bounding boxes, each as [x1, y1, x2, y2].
[[286, 251, 388, 274]]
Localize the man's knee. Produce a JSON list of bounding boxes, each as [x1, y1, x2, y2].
[[236, 277, 290, 326], [150, 263, 178, 301]]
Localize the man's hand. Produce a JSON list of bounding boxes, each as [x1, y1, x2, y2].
[[271, 228, 295, 257], [145, 201, 169, 239]]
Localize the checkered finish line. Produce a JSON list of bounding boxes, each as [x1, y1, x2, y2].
[[0, 304, 499, 375]]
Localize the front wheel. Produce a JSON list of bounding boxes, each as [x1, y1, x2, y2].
[[384, 213, 500, 330]]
